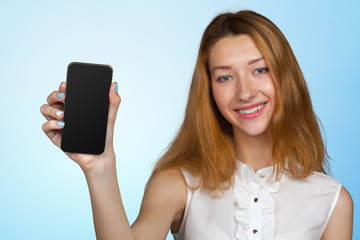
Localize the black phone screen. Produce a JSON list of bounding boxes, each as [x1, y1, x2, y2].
[[60, 62, 113, 154]]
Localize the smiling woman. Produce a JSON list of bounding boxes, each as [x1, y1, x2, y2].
[[210, 35, 276, 138], [40, 9, 353, 240], [149, 10, 354, 239]]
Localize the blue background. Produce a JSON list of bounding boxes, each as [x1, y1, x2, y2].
[[0, 0, 358, 239]]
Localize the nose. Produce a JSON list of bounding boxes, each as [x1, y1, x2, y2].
[[236, 74, 256, 101]]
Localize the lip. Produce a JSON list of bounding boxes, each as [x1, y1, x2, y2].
[[234, 102, 268, 119], [236, 102, 266, 110]]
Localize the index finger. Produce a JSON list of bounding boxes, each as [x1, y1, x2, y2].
[[59, 82, 66, 92]]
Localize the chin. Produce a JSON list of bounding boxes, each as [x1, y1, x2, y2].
[[243, 130, 267, 137], [234, 124, 271, 138]]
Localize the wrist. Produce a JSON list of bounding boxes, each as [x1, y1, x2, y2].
[[83, 161, 120, 197], [82, 155, 117, 181]]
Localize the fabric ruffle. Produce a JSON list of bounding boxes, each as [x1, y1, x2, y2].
[[234, 162, 279, 240]]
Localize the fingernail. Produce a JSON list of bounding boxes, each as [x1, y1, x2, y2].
[[115, 82, 118, 93], [57, 93, 64, 98], [59, 82, 63, 89], [56, 111, 63, 117], [57, 121, 65, 127]]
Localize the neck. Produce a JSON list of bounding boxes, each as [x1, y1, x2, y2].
[[233, 128, 273, 172]]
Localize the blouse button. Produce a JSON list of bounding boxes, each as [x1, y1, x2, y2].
[[253, 229, 258, 234], [254, 198, 258, 203], [259, 173, 266, 179]]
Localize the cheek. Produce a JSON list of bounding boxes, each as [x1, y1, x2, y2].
[[261, 78, 277, 114], [260, 77, 276, 101], [212, 86, 233, 121], [212, 86, 227, 110], [269, 81, 277, 104]]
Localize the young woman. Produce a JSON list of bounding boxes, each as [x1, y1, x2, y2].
[[41, 10, 353, 240]]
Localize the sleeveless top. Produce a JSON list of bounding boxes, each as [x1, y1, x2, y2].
[[172, 160, 342, 240]]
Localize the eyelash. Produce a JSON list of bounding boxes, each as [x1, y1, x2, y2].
[[216, 68, 269, 82], [216, 75, 232, 82], [254, 68, 269, 74]]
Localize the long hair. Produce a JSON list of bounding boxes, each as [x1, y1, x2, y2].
[[150, 10, 329, 192]]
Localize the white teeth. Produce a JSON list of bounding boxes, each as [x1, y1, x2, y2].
[[238, 103, 265, 114]]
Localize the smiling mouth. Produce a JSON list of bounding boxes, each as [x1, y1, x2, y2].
[[235, 102, 267, 114]]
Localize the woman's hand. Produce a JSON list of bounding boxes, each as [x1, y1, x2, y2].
[[40, 82, 186, 240], [40, 81, 121, 174]]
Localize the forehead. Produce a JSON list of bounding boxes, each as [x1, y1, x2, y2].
[[208, 34, 263, 68]]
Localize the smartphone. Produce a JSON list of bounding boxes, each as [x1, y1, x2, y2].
[[60, 62, 113, 154]]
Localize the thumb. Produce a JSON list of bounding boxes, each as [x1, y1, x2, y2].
[[106, 82, 121, 142]]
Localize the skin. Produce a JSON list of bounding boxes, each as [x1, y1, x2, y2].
[[40, 35, 353, 239], [209, 34, 276, 171], [209, 34, 353, 239], [41, 82, 186, 240], [321, 187, 354, 239]]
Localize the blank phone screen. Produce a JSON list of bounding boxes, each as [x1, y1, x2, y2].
[[60, 62, 113, 154]]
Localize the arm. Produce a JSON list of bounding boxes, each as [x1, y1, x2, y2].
[[321, 186, 354, 240], [41, 82, 187, 239], [84, 162, 134, 240], [131, 168, 188, 239], [85, 165, 187, 240]]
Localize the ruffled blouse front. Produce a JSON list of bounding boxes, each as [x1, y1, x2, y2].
[[233, 161, 279, 240], [173, 161, 341, 240]]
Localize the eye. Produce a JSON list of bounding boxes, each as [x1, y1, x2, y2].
[[216, 75, 233, 82], [254, 68, 269, 74]]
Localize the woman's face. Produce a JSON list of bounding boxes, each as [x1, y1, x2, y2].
[[209, 34, 276, 138]]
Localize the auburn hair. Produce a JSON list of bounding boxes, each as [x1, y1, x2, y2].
[[150, 10, 329, 192]]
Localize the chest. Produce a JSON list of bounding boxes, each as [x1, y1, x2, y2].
[[178, 182, 331, 240]]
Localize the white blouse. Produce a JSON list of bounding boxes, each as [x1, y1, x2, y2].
[[173, 161, 341, 240]]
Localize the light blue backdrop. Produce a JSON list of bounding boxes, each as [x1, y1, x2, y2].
[[0, 0, 358, 239]]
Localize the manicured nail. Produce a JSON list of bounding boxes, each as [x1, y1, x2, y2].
[[115, 82, 118, 93], [57, 121, 65, 127], [56, 111, 63, 117], [59, 82, 63, 89], [57, 93, 64, 98]]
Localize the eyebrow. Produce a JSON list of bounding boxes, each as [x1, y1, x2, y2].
[[248, 57, 265, 65], [211, 57, 265, 74], [211, 66, 232, 74]]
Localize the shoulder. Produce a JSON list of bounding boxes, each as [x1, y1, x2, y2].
[[280, 171, 342, 219], [321, 186, 354, 239], [148, 167, 186, 185], [301, 172, 353, 239], [145, 168, 188, 206], [281, 172, 353, 238], [283, 170, 342, 193], [144, 168, 188, 229], [282, 170, 342, 194], [131, 168, 188, 238], [308, 171, 341, 186]]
